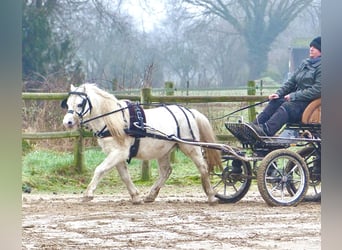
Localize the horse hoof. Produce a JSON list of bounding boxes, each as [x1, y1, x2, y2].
[[143, 196, 156, 203], [132, 199, 143, 205], [208, 200, 218, 206], [82, 196, 94, 202], [208, 197, 219, 206]]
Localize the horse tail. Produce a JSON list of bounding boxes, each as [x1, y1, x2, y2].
[[192, 110, 222, 173]]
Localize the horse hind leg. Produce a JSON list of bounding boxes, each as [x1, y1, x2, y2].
[[179, 145, 218, 205], [144, 154, 172, 203]]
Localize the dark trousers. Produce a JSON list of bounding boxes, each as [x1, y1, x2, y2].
[[253, 98, 310, 135]]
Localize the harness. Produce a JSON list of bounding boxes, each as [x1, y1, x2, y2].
[[62, 92, 196, 163]]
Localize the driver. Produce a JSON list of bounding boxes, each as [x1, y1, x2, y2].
[[249, 36, 321, 136]]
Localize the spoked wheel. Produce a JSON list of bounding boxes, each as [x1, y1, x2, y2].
[[212, 157, 252, 203], [257, 149, 309, 206], [287, 146, 321, 202]]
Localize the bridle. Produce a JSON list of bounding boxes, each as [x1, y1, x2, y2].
[[61, 91, 93, 119], [61, 91, 129, 126]]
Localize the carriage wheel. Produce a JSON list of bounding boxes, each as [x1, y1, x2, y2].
[[257, 149, 309, 206], [286, 146, 321, 202], [212, 157, 252, 203]]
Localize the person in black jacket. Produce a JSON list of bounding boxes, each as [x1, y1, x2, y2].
[[250, 36, 321, 136]]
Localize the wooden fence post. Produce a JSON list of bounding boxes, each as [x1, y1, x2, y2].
[[165, 81, 174, 96], [73, 129, 84, 173], [140, 88, 152, 181], [165, 81, 176, 163], [247, 80, 257, 122]]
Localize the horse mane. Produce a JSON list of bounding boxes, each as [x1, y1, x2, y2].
[[84, 84, 127, 142]]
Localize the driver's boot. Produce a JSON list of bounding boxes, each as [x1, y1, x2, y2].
[[231, 159, 242, 174]]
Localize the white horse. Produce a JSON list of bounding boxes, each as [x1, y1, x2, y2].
[[62, 83, 222, 204]]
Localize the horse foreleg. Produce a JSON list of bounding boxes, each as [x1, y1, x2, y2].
[[116, 162, 142, 204], [83, 153, 117, 202], [144, 155, 172, 203]]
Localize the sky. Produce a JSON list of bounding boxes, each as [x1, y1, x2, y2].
[[122, 0, 167, 32]]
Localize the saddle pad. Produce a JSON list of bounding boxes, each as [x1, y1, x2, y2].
[[126, 102, 147, 137]]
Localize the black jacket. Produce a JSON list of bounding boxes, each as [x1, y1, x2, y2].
[[276, 57, 321, 102]]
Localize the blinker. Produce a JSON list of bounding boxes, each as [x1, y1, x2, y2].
[[61, 99, 68, 109]]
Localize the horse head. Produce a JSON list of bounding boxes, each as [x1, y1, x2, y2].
[[61, 83, 127, 141], [62, 84, 93, 129]]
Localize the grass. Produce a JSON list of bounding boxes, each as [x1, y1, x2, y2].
[[22, 148, 202, 194]]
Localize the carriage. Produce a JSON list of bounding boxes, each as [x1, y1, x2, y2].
[[62, 83, 321, 207], [212, 98, 321, 206]]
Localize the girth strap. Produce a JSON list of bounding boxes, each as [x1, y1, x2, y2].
[[127, 138, 140, 164]]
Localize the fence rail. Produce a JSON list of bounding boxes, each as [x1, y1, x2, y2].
[[22, 82, 269, 173], [22, 130, 81, 139]]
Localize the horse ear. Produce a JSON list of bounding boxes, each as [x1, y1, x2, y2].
[[70, 84, 76, 91]]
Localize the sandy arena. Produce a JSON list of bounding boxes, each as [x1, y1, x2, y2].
[[22, 186, 320, 250]]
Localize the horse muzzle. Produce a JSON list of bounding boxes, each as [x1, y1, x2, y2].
[[63, 113, 79, 129]]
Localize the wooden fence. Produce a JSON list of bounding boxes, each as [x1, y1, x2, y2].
[[22, 81, 269, 174]]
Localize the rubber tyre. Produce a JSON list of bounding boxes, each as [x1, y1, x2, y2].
[[287, 146, 321, 202], [212, 157, 252, 203], [257, 149, 309, 206]]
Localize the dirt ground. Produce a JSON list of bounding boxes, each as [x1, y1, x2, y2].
[[22, 185, 321, 250]]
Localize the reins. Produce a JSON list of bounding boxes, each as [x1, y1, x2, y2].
[[80, 102, 189, 126], [81, 106, 129, 125], [210, 99, 269, 120], [64, 90, 268, 125]]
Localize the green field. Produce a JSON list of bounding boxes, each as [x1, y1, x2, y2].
[[22, 148, 206, 194]]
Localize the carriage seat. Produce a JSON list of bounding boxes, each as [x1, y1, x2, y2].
[[301, 98, 321, 124]]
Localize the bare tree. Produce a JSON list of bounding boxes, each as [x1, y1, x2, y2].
[[192, 21, 247, 87], [182, 0, 318, 80], [49, 0, 163, 89], [156, 6, 200, 88]]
